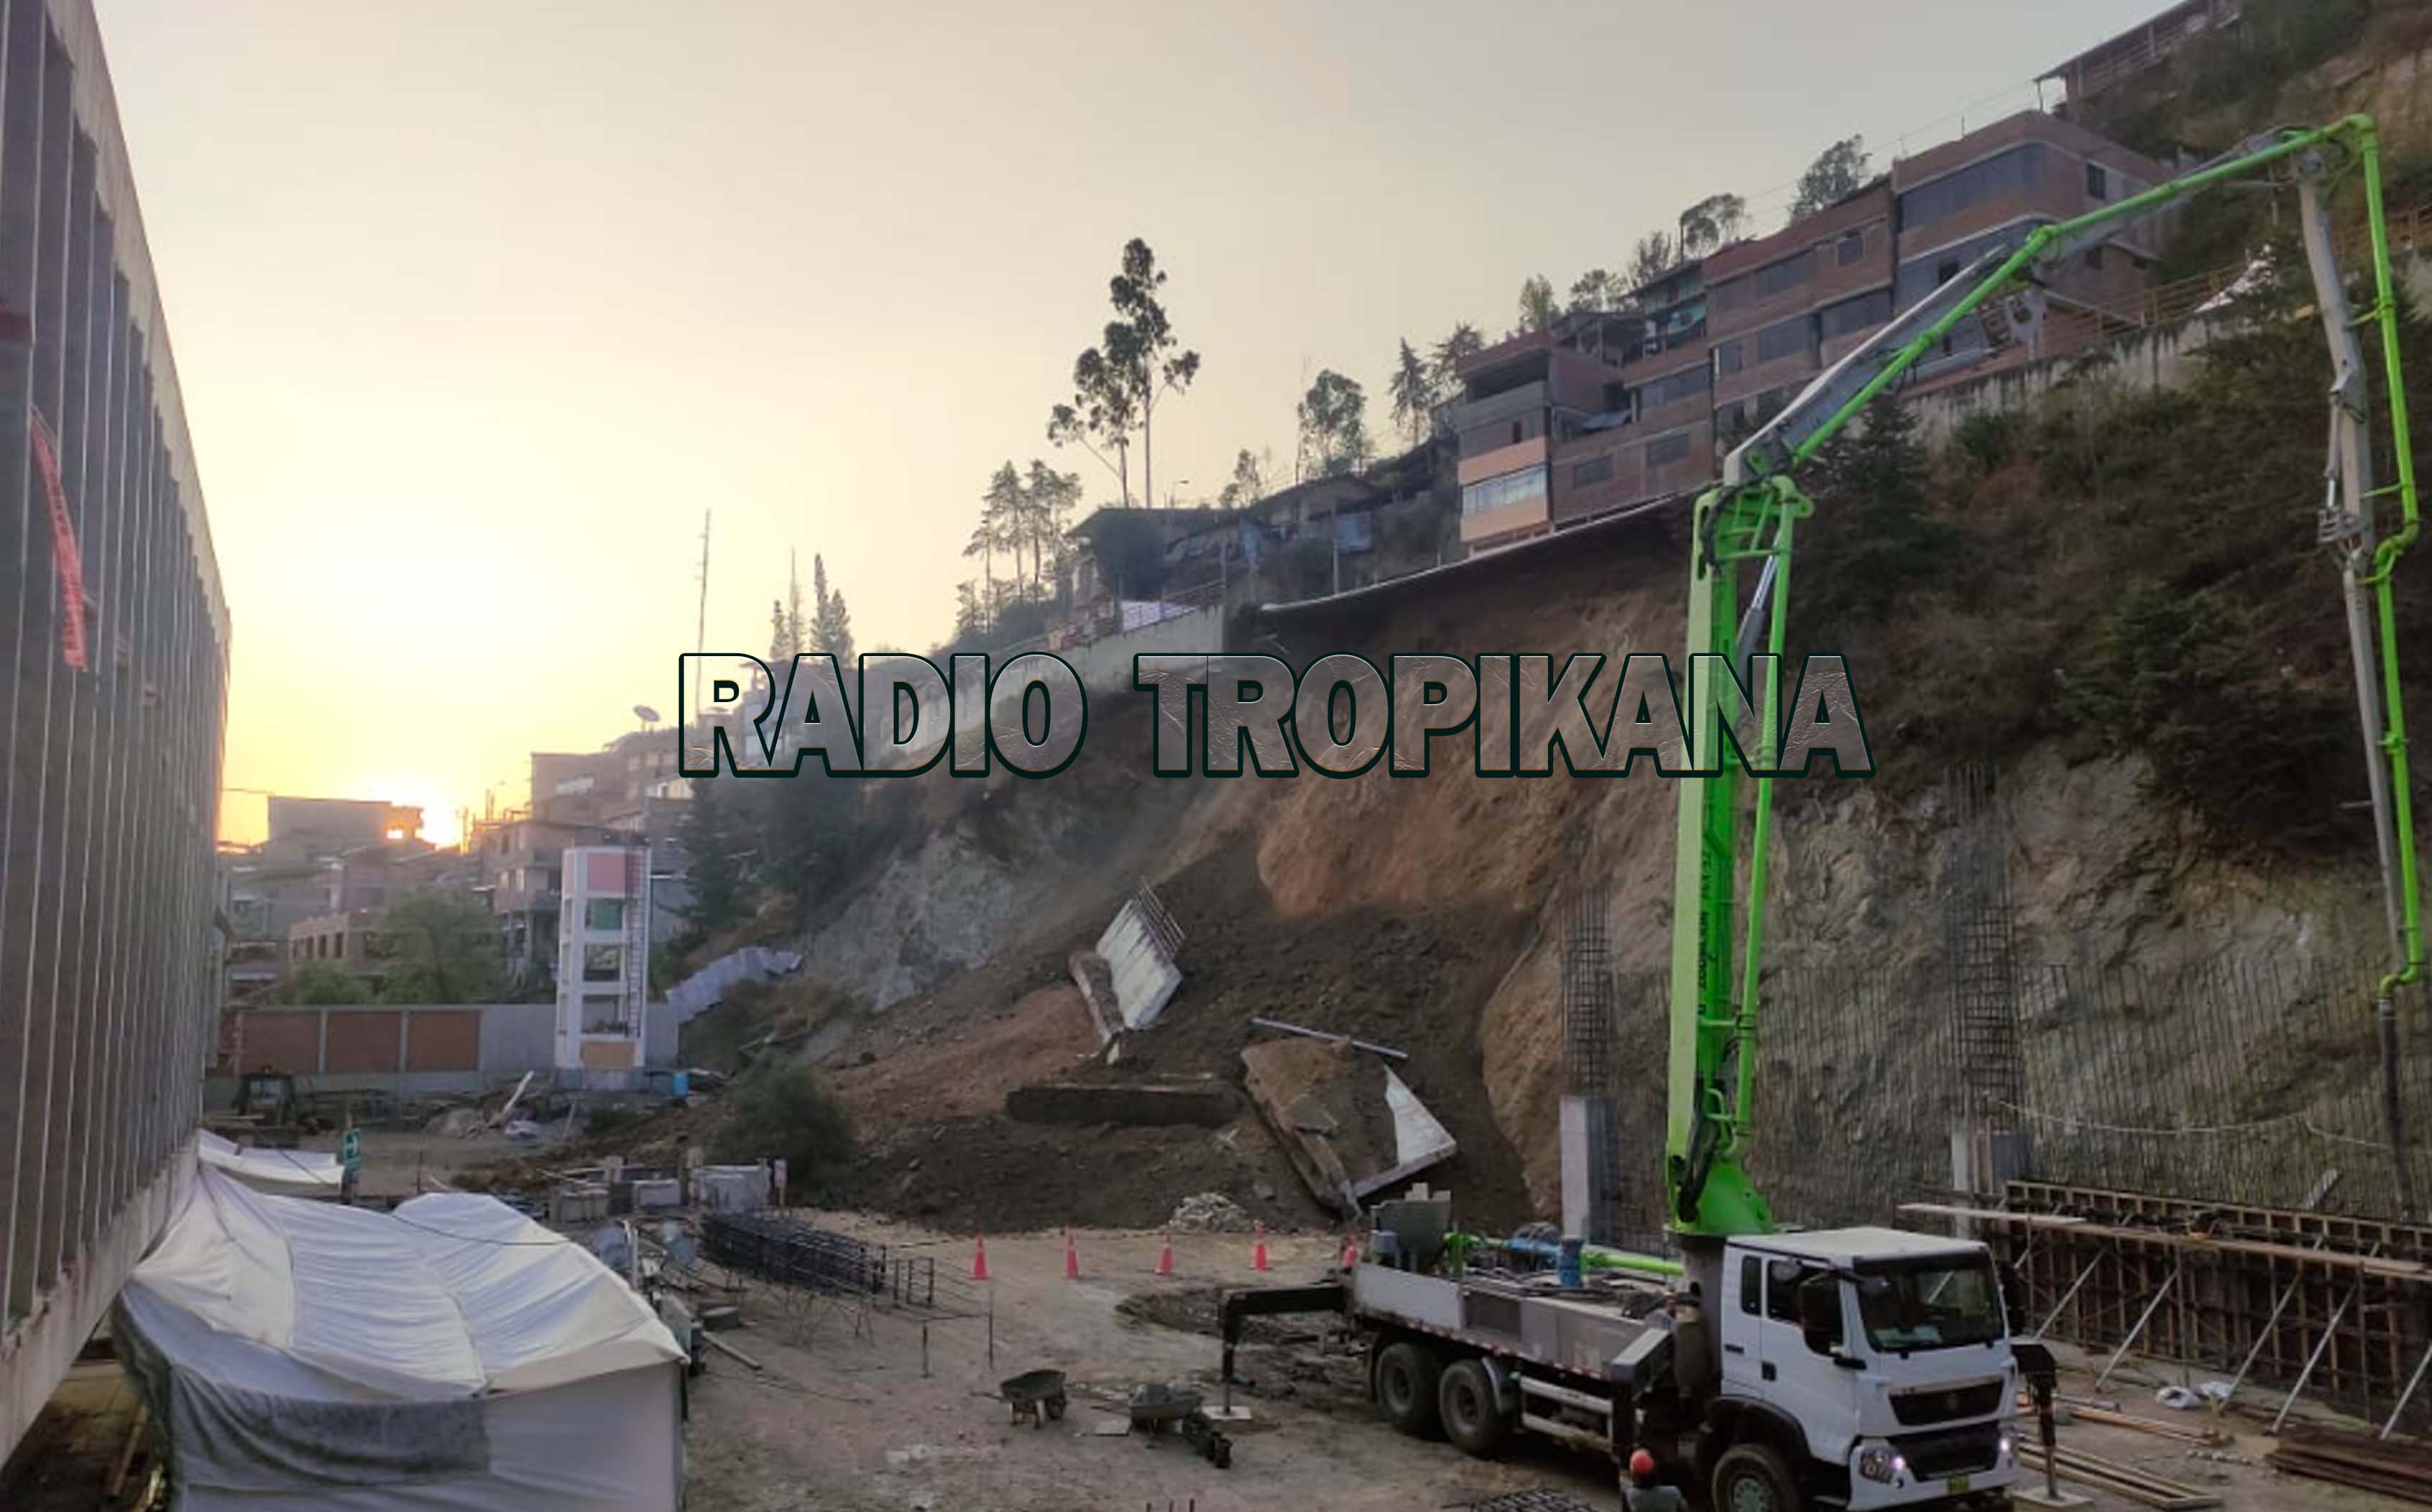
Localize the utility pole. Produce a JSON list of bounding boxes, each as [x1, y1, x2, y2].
[[694, 510, 711, 655]]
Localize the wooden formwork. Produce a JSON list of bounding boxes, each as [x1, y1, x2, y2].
[[1904, 1183, 2432, 1433]]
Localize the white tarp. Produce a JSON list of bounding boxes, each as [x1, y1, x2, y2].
[[116, 1164, 685, 1510], [196, 1130, 341, 1197]]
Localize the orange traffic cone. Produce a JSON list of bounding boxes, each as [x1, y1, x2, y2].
[[1156, 1230, 1176, 1277], [1064, 1227, 1082, 1281], [972, 1233, 991, 1281], [1252, 1222, 1271, 1273]]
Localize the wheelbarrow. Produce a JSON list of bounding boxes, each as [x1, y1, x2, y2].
[[999, 1368, 1068, 1429], [1127, 1383, 1233, 1469]]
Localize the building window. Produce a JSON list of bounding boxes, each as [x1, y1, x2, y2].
[[1836, 229, 1866, 267], [1897, 143, 2050, 232], [1753, 249, 1813, 298], [584, 944, 623, 982], [1818, 289, 1894, 340], [1715, 341, 1744, 377], [586, 898, 625, 931], [1570, 455, 1613, 488], [1647, 432, 1693, 467], [1755, 315, 1814, 365], [1636, 364, 1711, 412], [581, 993, 628, 1034], [1741, 1256, 1763, 1316], [1460, 465, 1548, 517], [2086, 161, 2109, 200], [1509, 420, 1523, 446], [1935, 258, 1961, 287]]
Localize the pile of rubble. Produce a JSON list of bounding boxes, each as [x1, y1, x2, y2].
[[1169, 1191, 1255, 1232]]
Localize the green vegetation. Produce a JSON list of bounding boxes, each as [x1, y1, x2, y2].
[[1791, 270, 2432, 852], [375, 888, 508, 1003], [274, 959, 369, 1005], [708, 1062, 856, 1196]]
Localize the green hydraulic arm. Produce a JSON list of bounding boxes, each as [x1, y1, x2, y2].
[[1667, 116, 2426, 1240]]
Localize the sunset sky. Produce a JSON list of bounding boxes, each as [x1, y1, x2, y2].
[[92, 0, 2160, 846]]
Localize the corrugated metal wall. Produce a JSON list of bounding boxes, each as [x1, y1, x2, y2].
[[0, 0, 228, 1456]]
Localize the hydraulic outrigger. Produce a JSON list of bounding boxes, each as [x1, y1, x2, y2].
[[1669, 114, 2427, 1242]]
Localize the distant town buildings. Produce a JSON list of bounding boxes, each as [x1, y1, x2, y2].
[[1451, 109, 2173, 556], [2041, 0, 2243, 109], [554, 844, 655, 1075]]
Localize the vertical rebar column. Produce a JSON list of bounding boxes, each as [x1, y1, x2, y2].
[[1945, 765, 2026, 1203], [1560, 882, 1620, 1245]]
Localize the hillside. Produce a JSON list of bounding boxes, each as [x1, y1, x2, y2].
[[671, 12, 2432, 1237], [692, 282, 2432, 1239]]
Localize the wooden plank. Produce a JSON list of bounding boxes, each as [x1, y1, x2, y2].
[[1900, 1204, 2432, 1282]]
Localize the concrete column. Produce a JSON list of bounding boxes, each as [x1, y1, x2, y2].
[[65, 211, 111, 1250], [0, 0, 52, 1320], [46, 124, 93, 1262]]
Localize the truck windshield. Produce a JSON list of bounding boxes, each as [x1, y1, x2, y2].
[[1855, 1258, 2003, 1352]]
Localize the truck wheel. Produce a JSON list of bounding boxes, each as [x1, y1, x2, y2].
[[1711, 1442, 1805, 1512], [1437, 1359, 1509, 1457], [1373, 1341, 1442, 1438]]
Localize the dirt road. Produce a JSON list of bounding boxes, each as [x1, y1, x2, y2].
[[678, 1217, 2400, 1512], [683, 1221, 1608, 1512]]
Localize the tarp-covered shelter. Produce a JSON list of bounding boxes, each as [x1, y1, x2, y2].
[[195, 1130, 341, 1197], [115, 1163, 686, 1510]]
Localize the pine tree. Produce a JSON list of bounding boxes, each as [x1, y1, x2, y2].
[[811, 554, 854, 665], [678, 777, 750, 941]]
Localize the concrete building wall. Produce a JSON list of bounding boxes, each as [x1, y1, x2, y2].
[[0, 0, 231, 1458], [216, 1002, 558, 1091]]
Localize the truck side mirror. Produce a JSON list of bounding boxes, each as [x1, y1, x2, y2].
[[1797, 1276, 1842, 1353]]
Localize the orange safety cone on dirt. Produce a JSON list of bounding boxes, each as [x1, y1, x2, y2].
[[1251, 1222, 1271, 1273], [1156, 1230, 1176, 1277], [972, 1232, 990, 1281], [1064, 1227, 1082, 1281]]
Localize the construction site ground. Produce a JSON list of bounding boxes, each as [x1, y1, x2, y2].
[[0, 1114, 2409, 1512], [678, 1215, 2400, 1512]]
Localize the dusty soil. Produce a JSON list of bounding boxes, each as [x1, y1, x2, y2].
[[810, 839, 1538, 1237], [831, 1110, 1329, 1234], [829, 985, 1101, 1135], [676, 1213, 2402, 1512], [681, 1219, 1611, 1512]]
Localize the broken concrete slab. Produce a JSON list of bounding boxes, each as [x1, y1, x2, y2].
[[1003, 1080, 1238, 1128], [1240, 1038, 1456, 1217], [1096, 889, 1184, 1031], [1068, 949, 1120, 1045]]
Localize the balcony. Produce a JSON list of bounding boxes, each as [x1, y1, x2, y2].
[[1450, 379, 1549, 434], [1457, 435, 1547, 489]]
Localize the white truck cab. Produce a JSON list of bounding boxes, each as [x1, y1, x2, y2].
[[1708, 1227, 2020, 1509]]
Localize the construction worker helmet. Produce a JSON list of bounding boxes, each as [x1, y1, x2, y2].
[[1629, 1449, 1657, 1480]]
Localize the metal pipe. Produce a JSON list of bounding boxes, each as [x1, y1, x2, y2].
[[2381, 1338, 2432, 1440], [2094, 1261, 2179, 1391], [2272, 1252, 2375, 1434], [1247, 1018, 1408, 1061], [2031, 1248, 2104, 1342], [2220, 1242, 2325, 1403]]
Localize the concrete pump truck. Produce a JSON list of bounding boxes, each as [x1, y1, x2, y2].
[[1220, 115, 2424, 1511]]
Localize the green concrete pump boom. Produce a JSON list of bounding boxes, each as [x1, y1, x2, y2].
[[1667, 115, 2426, 1240]]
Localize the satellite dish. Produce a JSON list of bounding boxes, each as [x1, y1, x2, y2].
[[633, 704, 662, 724]]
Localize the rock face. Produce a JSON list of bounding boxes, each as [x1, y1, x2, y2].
[[784, 522, 2400, 1229]]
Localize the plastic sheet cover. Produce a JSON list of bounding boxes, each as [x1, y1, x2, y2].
[[116, 1165, 685, 1511]]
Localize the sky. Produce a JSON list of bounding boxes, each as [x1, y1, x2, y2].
[[90, 0, 2162, 846]]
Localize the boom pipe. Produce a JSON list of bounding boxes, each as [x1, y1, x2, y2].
[[1667, 114, 2423, 1240]]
